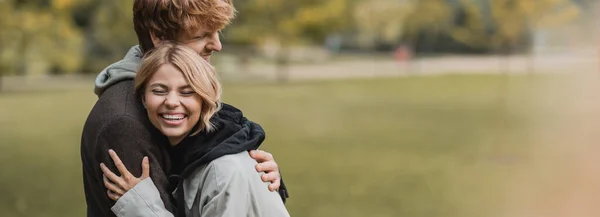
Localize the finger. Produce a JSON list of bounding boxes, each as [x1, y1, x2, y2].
[[261, 172, 281, 191], [249, 150, 274, 163], [261, 171, 280, 183], [268, 181, 280, 192], [107, 190, 121, 201], [100, 162, 128, 189], [255, 160, 278, 173], [103, 175, 125, 196], [108, 149, 134, 178], [141, 156, 150, 179]]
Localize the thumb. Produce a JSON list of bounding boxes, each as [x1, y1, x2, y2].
[[141, 156, 150, 179]]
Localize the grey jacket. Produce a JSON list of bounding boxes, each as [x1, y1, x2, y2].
[[111, 152, 290, 217]]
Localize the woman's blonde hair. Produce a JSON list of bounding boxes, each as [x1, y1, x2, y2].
[[135, 41, 222, 135]]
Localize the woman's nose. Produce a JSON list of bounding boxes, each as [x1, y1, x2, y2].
[[164, 93, 180, 108]]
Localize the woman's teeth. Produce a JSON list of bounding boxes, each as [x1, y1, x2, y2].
[[162, 114, 184, 120]]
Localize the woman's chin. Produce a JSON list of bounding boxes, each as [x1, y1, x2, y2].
[[162, 130, 188, 145], [167, 136, 186, 146]]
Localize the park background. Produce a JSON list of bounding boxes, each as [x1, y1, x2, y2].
[[3, 0, 600, 216]]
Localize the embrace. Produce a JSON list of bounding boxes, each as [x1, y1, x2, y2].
[[80, 1, 290, 217]]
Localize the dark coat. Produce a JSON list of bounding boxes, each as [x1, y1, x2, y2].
[[81, 80, 175, 217]]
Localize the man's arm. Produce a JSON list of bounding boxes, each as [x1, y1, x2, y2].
[[82, 116, 174, 216]]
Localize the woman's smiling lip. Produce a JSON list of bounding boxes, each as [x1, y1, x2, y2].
[[159, 113, 188, 126]]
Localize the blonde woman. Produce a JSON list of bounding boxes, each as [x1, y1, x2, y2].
[[100, 42, 290, 217]]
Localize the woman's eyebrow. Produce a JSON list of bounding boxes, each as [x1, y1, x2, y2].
[[149, 83, 168, 88], [178, 85, 192, 90]]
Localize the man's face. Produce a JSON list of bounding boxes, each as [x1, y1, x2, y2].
[[157, 27, 223, 63]]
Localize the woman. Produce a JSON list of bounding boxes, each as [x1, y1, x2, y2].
[[99, 42, 290, 217]]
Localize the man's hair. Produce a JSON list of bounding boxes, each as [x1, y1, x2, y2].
[[133, 0, 236, 53], [135, 41, 222, 134]]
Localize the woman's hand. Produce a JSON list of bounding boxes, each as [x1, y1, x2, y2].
[[100, 149, 150, 201]]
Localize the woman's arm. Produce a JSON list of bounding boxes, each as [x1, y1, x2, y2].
[[101, 150, 175, 217]]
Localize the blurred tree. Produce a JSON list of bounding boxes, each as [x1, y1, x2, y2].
[[0, 0, 85, 78], [452, 0, 580, 73], [227, 0, 352, 45], [74, 0, 137, 73], [402, 0, 454, 54], [352, 0, 412, 50], [226, 0, 353, 82], [3, 0, 137, 75], [0, 0, 17, 91], [450, 0, 581, 52], [400, 0, 580, 56]]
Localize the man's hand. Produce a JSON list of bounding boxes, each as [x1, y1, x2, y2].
[[249, 150, 280, 191]]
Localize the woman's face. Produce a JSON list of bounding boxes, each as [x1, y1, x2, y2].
[[143, 64, 202, 145]]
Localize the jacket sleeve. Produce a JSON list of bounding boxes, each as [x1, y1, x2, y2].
[[198, 159, 290, 217], [83, 116, 174, 216], [199, 164, 251, 217], [111, 178, 175, 217]]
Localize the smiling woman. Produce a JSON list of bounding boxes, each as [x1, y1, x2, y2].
[[134, 41, 222, 145]]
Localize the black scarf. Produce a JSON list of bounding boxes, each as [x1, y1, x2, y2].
[[168, 103, 265, 217]]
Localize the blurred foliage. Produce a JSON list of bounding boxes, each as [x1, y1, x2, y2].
[[402, 0, 583, 54], [351, 0, 411, 49], [451, 0, 581, 51], [226, 0, 353, 46], [0, 0, 84, 75], [77, 0, 137, 72], [0, 0, 135, 76], [0, 0, 589, 75]]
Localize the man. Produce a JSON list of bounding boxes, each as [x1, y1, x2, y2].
[[80, 0, 288, 216]]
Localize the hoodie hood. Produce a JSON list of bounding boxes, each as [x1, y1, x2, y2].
[[169, 103, 266, 217], [94, 45, 143, 96], [169, 104, 289, 217], [173, 103, 265, 178]]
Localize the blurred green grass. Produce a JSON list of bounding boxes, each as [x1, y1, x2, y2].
[[0, 74, 555, 217]]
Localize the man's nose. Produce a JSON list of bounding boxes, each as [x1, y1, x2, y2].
[[207, 34, 222, 52]]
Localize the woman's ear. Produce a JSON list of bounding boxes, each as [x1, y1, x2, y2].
[[141, 95, 147, 109]]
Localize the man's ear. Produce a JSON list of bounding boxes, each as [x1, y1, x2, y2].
[[149, 31, 162, 47]]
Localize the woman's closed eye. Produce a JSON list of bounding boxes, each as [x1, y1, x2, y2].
[[151, 89, 167, 95], [180, 89, 195, 96]]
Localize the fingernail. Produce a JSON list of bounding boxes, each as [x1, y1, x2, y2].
[[143, 156, 148, 163], [108, 149, 114, 154], [100, 163, 105, 167]]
